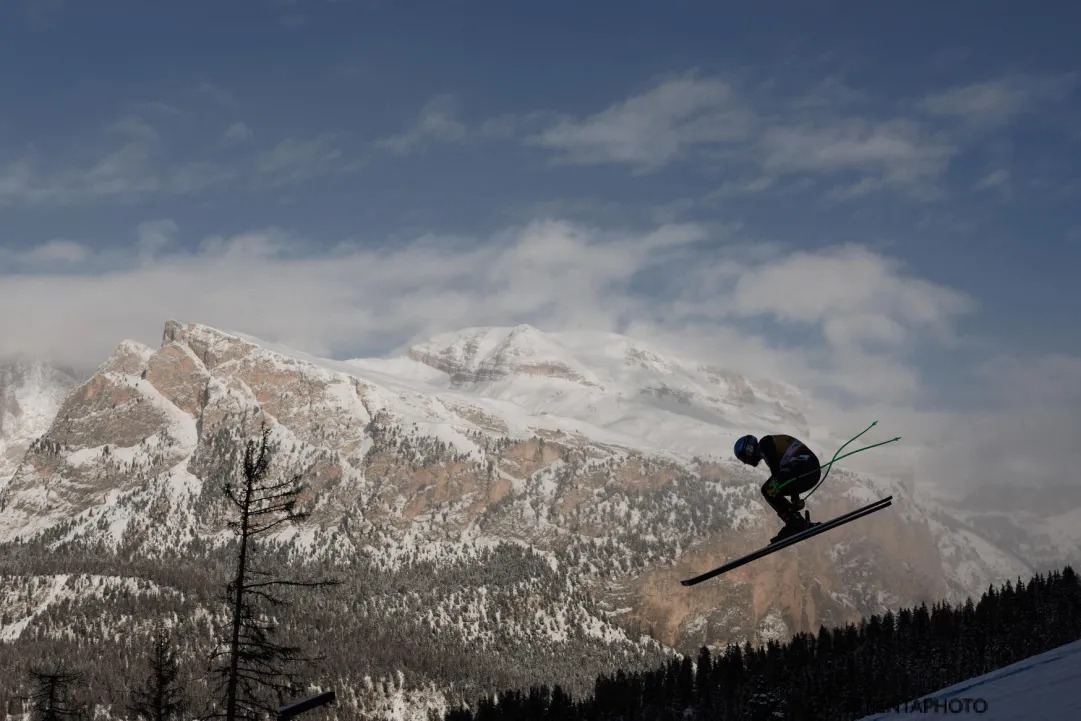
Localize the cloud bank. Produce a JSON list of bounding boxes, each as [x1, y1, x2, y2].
[[3, 218, 1074, 498]]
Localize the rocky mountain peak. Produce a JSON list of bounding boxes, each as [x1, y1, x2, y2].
[[160, 320, 260, 371]]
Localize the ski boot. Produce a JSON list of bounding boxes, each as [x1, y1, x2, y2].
[[769, 511, 818, 544]]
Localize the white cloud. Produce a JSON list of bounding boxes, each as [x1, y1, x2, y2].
[[652, 243, 975, 404], [914, 353, 1081, 494], [706, 176, 776, 200], [223, 121, 254, 144], [0, 117, 357, 205], [921, 79, 1030, 124], [0, 239, 90, 266], [32, 239, 88, 263], [525, 73, 958, 198], [975, 168, 1010, 191], [979, 353, 1081, 407], [374, 95, 468, 154], [255, 135, 349, 184], [728, 244, 973, 348], [759, 118, 956, 199], [919, 74, 1076, 128], [196, 81, 237, 109], [2, 217, 1074, 495], [136, 220, 179, 265], [0, 142, 157, 206], [1, 219, 947, 389], [0, 219, 702, 367], [0, 219, 968, 409], [528, 75, 754, 173]]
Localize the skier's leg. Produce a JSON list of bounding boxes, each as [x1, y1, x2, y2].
[[763, 477, 813, 543], [761, 476, 802, 525], [778, 456, 821, 510], [762, 457, 825, 542]]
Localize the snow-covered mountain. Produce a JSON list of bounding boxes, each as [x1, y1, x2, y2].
[[0, 320, 1059, 718], [398, 324, 812, 449], [0, 359, 80, 488], [933, 484, 1081, 575]]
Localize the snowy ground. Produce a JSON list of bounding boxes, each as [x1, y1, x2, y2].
[[859, 639, 1081, 720]]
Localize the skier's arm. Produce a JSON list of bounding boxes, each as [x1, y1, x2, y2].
[[758, 436, 781, 476]]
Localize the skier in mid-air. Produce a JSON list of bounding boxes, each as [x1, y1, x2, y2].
[[682, 425, 897, 585], [734, 433, 822, 543]]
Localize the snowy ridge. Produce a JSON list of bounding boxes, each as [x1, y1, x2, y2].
[[242, 321, 812, 461], [921, 502, 1037, 603]]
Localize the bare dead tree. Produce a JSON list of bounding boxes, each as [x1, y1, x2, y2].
[[208, 424, 341, 721], [128, 624, 187, 721]]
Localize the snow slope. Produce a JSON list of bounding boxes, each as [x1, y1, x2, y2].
[[240, 322, 814, 462], [859, 639, 1081, 720]]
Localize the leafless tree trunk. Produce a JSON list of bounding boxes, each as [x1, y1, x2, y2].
[[209, 424, 340, 721]]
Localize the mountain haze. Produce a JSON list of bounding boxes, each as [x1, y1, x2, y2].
[[1, 359, 80, 489]]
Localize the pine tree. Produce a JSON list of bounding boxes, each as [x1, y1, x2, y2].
[[22, 667, 85, 721], [128, 625, 186, 721], [694, 646, 712, 705]]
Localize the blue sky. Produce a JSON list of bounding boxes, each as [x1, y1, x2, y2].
[[2, 0, 1079, 492]]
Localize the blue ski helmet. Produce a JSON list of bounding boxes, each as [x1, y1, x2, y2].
[[734, 435, 758, 464]]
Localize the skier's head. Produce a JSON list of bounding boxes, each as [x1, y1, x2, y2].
[[734, 435, 760, 466]]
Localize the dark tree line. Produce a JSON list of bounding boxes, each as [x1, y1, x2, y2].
[[444, 565, 1081, 721]]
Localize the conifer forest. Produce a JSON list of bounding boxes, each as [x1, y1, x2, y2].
[[444, 566, 1081, 720]]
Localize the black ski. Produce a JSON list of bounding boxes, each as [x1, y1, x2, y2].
[[680, 496, 893, 586]]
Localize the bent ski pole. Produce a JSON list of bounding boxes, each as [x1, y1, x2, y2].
[[775, 426, 901, 493], [804, 420, 878, 497]]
